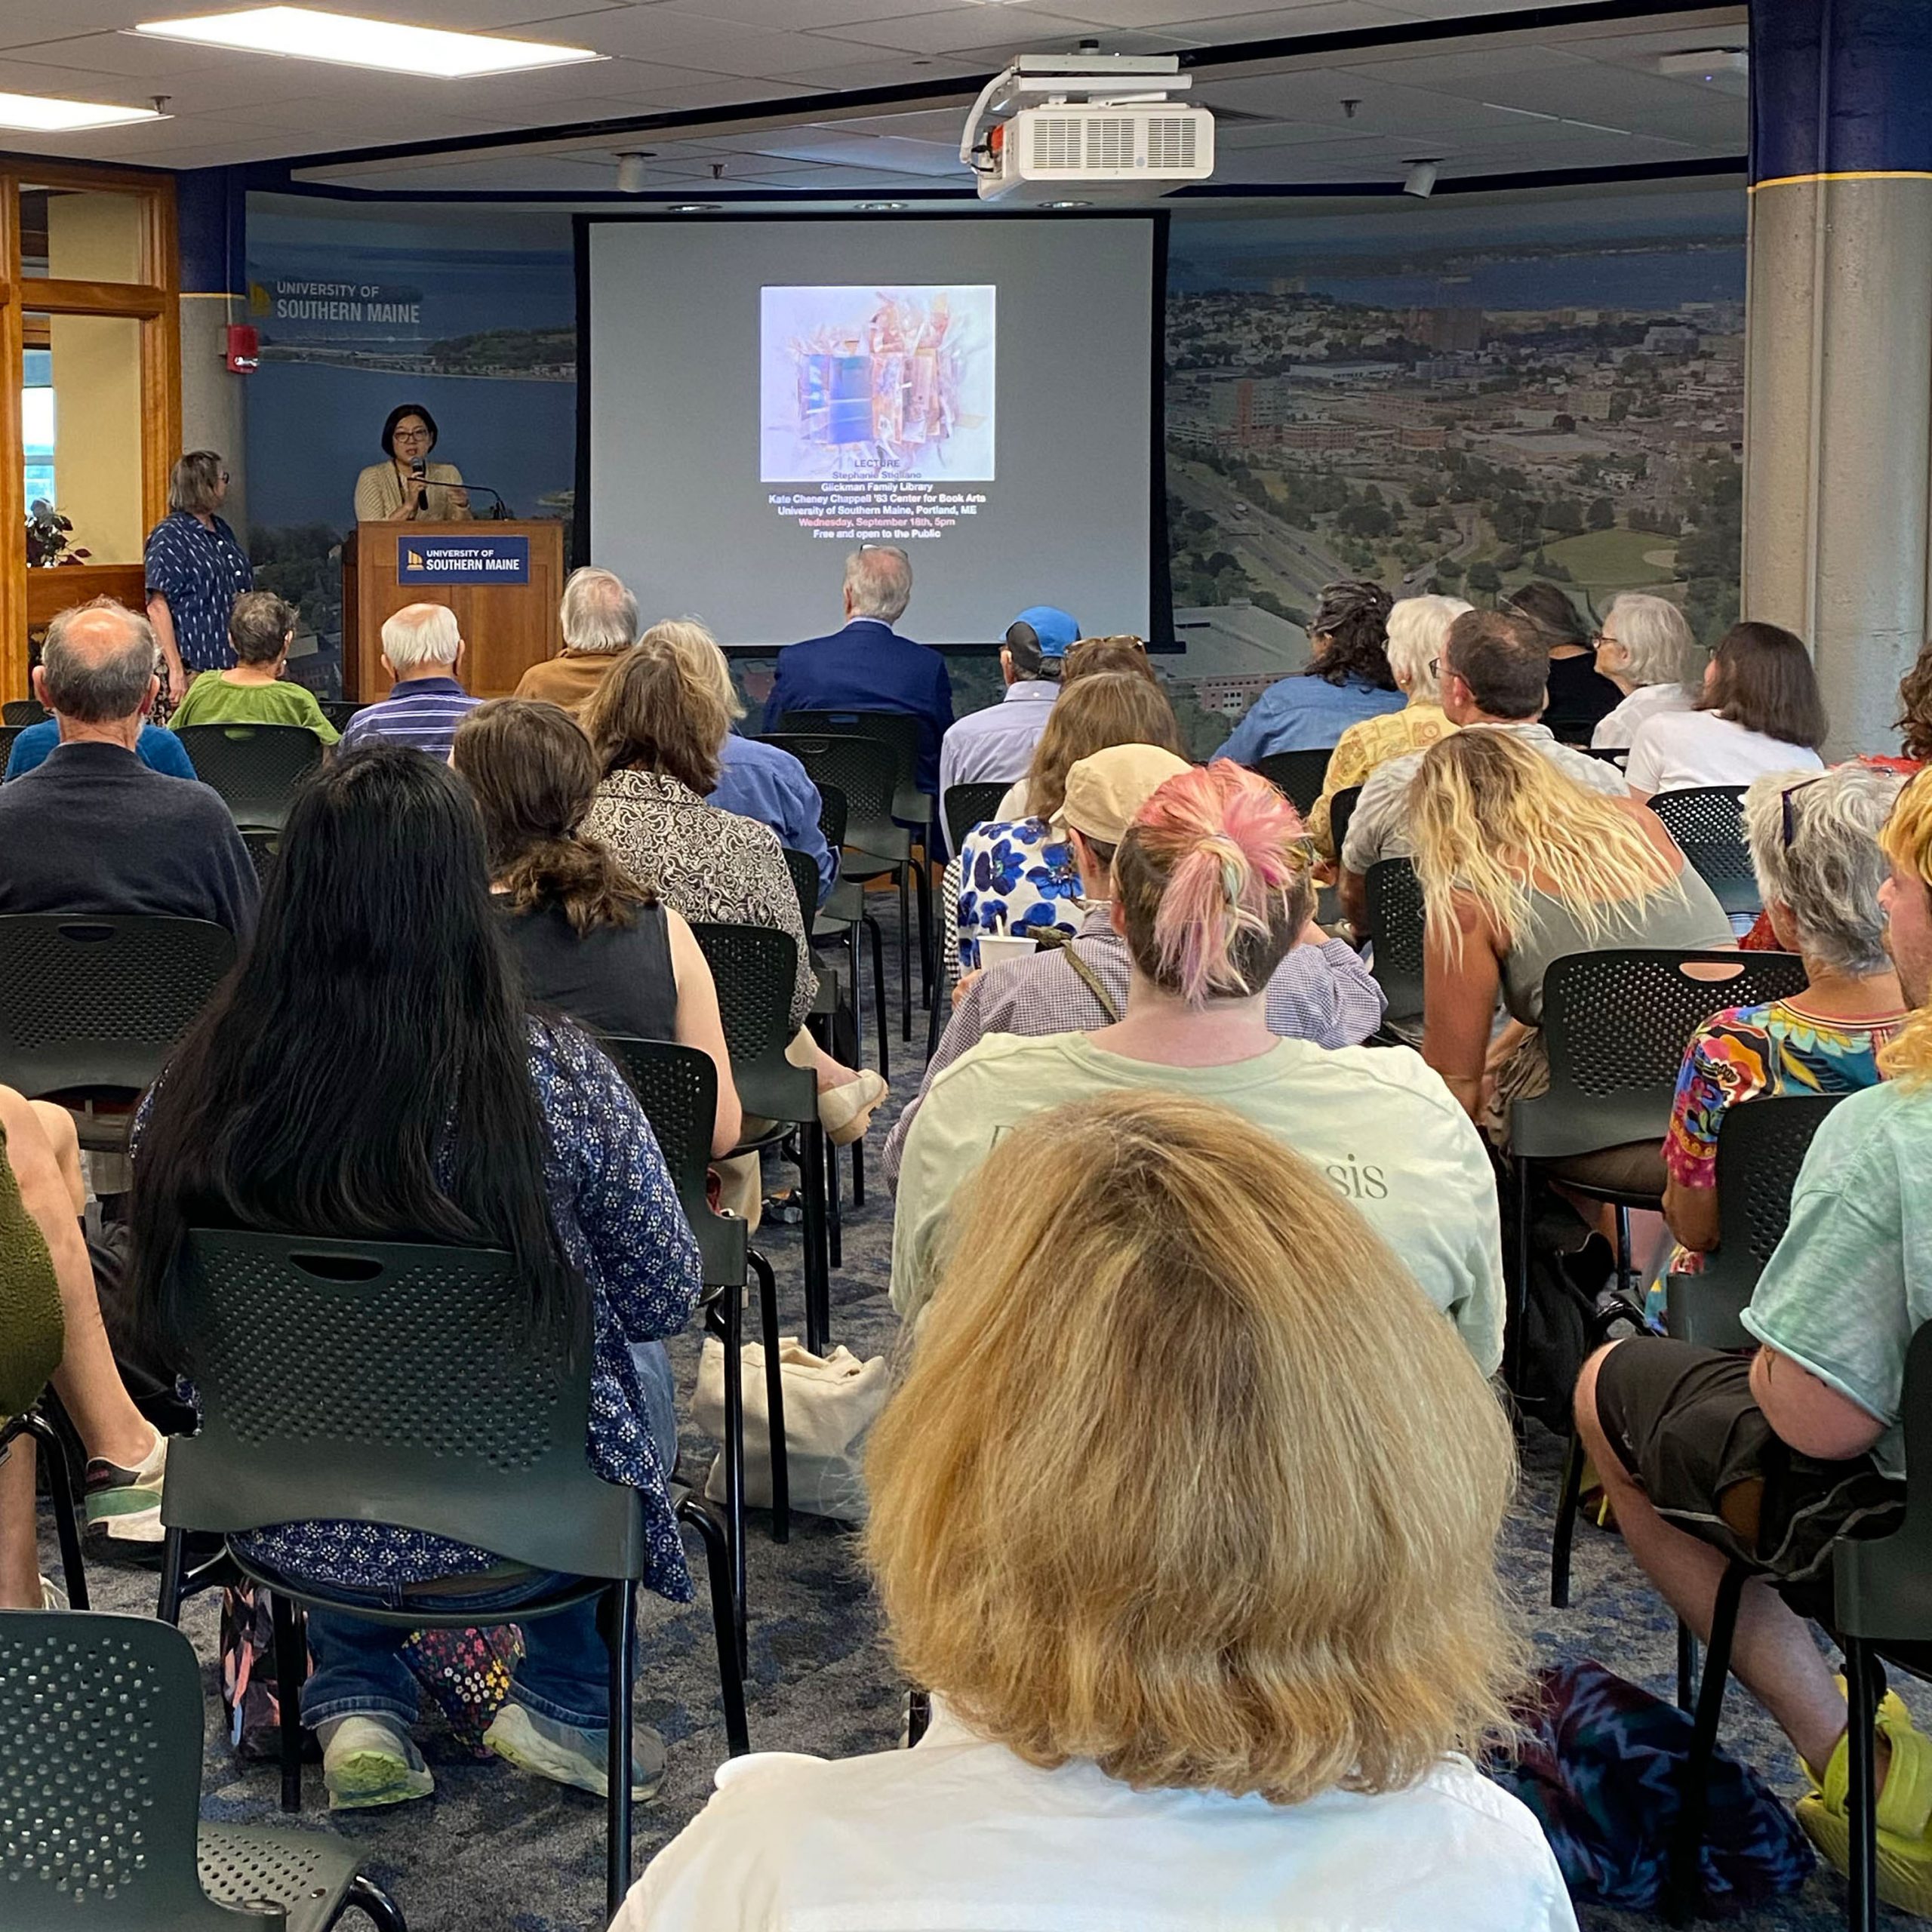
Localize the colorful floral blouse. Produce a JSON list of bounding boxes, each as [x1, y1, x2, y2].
[[1664, 998, 1906, 1273], [954, 814, 1084, 971]]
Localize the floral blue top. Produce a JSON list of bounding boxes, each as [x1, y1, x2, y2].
[[157, 1020, 703, 1601], [955, 814, 1084, 971]]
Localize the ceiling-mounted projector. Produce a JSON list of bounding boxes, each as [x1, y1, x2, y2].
[[960, 53, 1214, 204]]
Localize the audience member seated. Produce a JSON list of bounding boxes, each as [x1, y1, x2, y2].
[[1626, 620, 1827, 801], [1589, 592, 1699, 751], [899, 762, 1503, 1367], [1057, 632, 1158, 689], [165, 590, 340, 745], [0, 1085, 170, 1562], [338, 603, 480, 761], [1340, 607, 1626, 933], [936, 605, 1076, 825], [0, 598, 255, 932], [454, 699, 742, 1158], [1411, 728, 1729, 1142], [665, 619, 834, 906], [1306, 592, 1469, 859], [128, 747, 700, 1811], [621, 1092, 1570, 1932], [580, 629, 885, 1144], [1665, 763, 1906, 1272], [953, 672, 1185, 972], [763, 544, 952, 798], [1574, 766, 1932, 1911], [1213, 579, 1401, 764], [512, 565, 638, 713], [5, 701, 194, 781], [1504, 580, 1623, 743], [887, 743, 1383, 1189], [1889, 636, 1932, 777]]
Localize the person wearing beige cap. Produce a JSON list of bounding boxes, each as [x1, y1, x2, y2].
[[885, 743, 1383, 1191], [890, 760, 1503, 1373]]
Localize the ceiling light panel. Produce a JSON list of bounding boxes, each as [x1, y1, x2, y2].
[[131, 7, 604, 78], [0, 90, 163, 130]]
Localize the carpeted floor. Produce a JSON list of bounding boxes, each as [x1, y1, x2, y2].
[[42, 920, 1932, 1932]]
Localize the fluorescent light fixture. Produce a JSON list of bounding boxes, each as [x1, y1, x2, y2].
[[131, 6, 601, 78], [0, 91, 164, 131]]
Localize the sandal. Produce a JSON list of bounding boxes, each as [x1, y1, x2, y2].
[[1796, 1694, 1932, 1916]]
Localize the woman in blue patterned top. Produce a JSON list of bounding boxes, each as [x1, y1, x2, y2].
[[128, 746, 701, 1813], [143, 450, 253, 708]]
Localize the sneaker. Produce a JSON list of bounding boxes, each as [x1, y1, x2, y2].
[[84, 1430, 168, 1544], [318, 1715, 435, 1811], [483, 1699, 666, 1801]]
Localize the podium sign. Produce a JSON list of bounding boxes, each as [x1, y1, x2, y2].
[[398, 534, 531, 586]]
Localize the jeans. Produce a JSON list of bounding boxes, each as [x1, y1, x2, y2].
[[291, 1338, 681, 1736]]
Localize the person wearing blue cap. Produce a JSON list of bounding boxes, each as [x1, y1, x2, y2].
[[936, 605, 1078, 851]]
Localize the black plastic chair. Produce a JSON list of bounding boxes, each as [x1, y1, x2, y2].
[[1252, 748, 1333, 818], [814, 783, 888, 1081], [0, 915, 238, 1150], [241, 827, 280, 890], [0, 1608, 408, 1930], [1649, 786, 1757, 918], [1, 698, 47, 727], [691, 922, 834, 1356], [943, 780, 1011, 857], [1328, 783, 1362, 861], [318, 700, 363, 732], [0, 1406, 87, 1610], [601, 1032, 790, 1671], [1361, 859, 1424, 1038], [0, 724, 17, 777], [176, 722, 325, 832], [767, 733, 919, 1041], [783, 844, 860, 1232], [156, 1229, 745, 1922]]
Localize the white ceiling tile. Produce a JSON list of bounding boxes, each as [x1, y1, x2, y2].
[[670, 0, 981, 28]]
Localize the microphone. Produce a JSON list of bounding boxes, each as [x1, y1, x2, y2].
[[408, 456, 428, 512]]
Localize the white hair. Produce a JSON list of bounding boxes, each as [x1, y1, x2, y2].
[[1602, 592, 1696, 688], [1743, 762, 1904, 977], [380, 601, 461, 670], [844, 545, 912, 624], [1384, 595, 1472, 703], [559, 566, 638, 655]]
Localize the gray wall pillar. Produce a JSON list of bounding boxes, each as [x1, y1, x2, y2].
[[176, 168, 249, 535]]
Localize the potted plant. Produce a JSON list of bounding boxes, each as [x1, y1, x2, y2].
[[26, 499, 89, 568]]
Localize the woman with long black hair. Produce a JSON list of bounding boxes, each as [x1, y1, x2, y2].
[[128, 746, 700, 1812]]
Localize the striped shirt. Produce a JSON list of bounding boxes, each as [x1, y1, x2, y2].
[[338, 675, 478, 761], [884, 903, 1386, 1191]]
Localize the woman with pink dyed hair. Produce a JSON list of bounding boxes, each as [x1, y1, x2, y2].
[[891, 761, 1504, 1370]]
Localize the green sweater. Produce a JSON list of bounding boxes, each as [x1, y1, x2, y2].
[[0, 1122, 64, 1421], [168, 671, 340, 745]]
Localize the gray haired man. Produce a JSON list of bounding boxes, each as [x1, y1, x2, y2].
[[513, 565, 640, 712]]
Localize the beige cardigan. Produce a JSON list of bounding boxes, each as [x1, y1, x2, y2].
[[352, 460, 469, 523]]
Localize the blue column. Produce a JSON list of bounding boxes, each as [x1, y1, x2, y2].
[[174, 168, 251, 531], [1745, 0, 1932, 755]]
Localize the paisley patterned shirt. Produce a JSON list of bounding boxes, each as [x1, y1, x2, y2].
[[954, 814, 1084, 971], [235, 1020, 703, 1599]]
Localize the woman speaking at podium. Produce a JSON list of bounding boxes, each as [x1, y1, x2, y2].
[[354, 401, 470, 522]]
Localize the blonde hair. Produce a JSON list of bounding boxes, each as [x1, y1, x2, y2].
[[1114, 761, 1312, 1004], [1410, 728, 1680, 956], [641, 616, 745, 722], [1881, 768, 1932, 1084], [866, 1091, 1523, 1802], [1020, 671, 1182, 822]]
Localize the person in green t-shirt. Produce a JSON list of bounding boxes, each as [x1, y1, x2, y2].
[[166, 589, 339, 745], [1577, 765, 1932, 1911]]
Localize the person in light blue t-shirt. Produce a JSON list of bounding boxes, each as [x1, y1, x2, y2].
[[1574, 768, 1932, 1911], [6, 716, 195, 782]]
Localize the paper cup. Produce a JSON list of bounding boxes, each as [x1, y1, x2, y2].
[[976, 934, 1040, 971]]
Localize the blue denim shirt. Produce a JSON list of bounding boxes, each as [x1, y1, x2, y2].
[[1214, 673, 1406, 764], [712, 732, 835, 904]]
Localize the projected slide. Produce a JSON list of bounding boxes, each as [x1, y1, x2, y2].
[[761, 285, 994, 482]]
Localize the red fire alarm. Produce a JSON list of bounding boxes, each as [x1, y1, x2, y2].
[[225, 323, 260, 374]]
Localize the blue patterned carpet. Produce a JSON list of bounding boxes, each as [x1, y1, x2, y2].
[[48, 918, 1932, 1931]]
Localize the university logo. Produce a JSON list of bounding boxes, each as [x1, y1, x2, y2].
[[397, 535, 530, 586]]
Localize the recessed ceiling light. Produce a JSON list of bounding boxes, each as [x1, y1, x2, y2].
[[0, 91, 165, 131], [130, 6, 601, 78], [855, 201, 908, 211], [666, 202, 721, 213]]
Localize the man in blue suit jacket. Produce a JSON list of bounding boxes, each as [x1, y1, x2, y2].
[[762, 546, 953, 798]]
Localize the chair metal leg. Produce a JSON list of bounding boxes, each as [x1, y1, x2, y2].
[[14, 1411, 88, 1611], [842, 923, 864, 1072], [826, 1120, 842, 1272], [1844, 1638, 1883, 1932], [719, 1278, 748, 1677], [1505, 1158, 1533, 1401], [801, 1121, 831, 1356], [897, 865, 912, 1042], [863, 915, 888, 1081], [906, 1687, 931, 1747], [1663, 1558, 1748, 1925], [1676, 1621, 1698, 1712], [1614, 1202, 1634, 1298], [749, 1249, 789, 1544], [599, 1580, 638, 1923], [158, 1527, 187, 1626], [913, 844, 934, 1008], [345, 1873, 410, 1931], [1550, 1429, 1584, 1611], [270, 1591, 306, 1814], [676, 1494, 750, 1758], [851, 1139, 865, 1210]]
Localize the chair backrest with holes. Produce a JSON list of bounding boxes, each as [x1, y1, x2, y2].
[[944, 781, 1011, 855], [816, 782, 848, 855], [1, 699, 47, 728], [1329, 783, 1362, 858], [688, 921, 813, 1128], [762, 734, 903, 860], [1648, 786, 1757, 916], [780, 848, 818, 943], [1666, 1093, 1844, 1349], [1363, 859, 1425, 1024], [1514, 947, 1810, 1161], [0, 1609, 266, 1929], [239, 828, 278, 891], [0, 915, 236, 1103], [174, 724, 324, 831], [1833, 1320, 1932, 1641], [1252, 749, 1333, 819], [0, 725, 17, 777], [162, 1230, 642, 1580], [318, 700, 363, 733], [780, 709, 921, 806]]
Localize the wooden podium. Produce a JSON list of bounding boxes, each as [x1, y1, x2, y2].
[[342, 520, 565, 702]]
